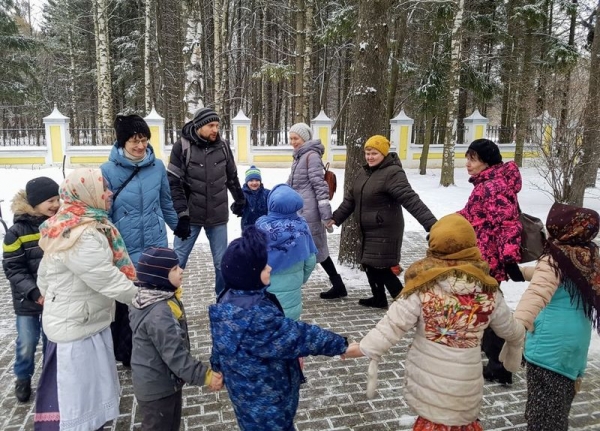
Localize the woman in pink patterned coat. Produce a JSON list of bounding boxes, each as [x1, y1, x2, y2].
[[458, 138, 522, 386]]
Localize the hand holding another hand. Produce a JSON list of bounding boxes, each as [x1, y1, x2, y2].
[[342, 342, 364, 359], [174, 216, 191, 240], [209, 371, 223, 391]]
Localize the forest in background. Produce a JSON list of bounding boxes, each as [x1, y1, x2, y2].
[[1, 0, 599, 262]]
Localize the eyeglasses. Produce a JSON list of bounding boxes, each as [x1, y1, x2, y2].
[[128, 137, 149, 146]]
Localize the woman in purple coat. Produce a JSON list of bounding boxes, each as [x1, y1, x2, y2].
[[458, 138, 523, 385]]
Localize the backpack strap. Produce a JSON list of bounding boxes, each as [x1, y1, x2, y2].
[[112, 165, 141, 203]]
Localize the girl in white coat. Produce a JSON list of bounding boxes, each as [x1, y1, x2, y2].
[[345, 213, 525, 431], [34, 168, 138, 431]]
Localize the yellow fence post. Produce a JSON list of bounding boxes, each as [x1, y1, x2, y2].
[[43, 104, 69, 166], [463, 109, 488, 144], [144, 106, 166, 162], [390, 109, 413, 163], [311, 110, 332, 163], [532, 110, 556, 155], [232, 110, 251, 164]]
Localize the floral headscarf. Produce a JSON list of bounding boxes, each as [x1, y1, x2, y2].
[[545, 202, 600, 329], [39, 168, 136, 280], [402, 213, 498, 297]]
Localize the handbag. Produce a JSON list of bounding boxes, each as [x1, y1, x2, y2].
[[519, 210, 546, 263]]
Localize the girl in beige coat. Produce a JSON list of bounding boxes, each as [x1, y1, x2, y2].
[[345, 213, 525, 431]]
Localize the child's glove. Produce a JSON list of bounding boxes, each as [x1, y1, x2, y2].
[[230, 201, 245, 217]]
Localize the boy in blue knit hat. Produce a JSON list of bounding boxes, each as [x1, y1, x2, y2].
[[129, 247, 222, 430], [209, 226, 348, 431], [234, 165, 270, 231]]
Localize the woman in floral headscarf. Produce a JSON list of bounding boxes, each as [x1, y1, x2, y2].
[[345, 213, 525, 431], [511, 202, 600, 431], [33, 168, 138, 431]]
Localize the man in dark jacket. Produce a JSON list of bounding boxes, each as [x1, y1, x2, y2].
[[167, 107, 245, 295]]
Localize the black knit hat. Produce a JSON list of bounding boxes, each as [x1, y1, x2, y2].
[[192, 107, 220, 130], [136, 247, 180, 291], [114, 114, 151, 147], [466, 139, 502, 166], [26, 176, 60, 208], [221, 226, 268, 291]]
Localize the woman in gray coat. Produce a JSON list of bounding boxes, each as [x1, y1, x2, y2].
[[331, 135, 437, 308], [287, 122, 347, 299]]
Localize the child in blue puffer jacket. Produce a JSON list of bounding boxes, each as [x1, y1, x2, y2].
[[238, 165, 269, 230], [256, 184, 317, 320], [209, 226, 347, 431]]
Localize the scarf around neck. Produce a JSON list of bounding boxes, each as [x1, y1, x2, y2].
[[403, 213, 498, 297], [544, 202, 600, 329], [39, 168, 136, 281]]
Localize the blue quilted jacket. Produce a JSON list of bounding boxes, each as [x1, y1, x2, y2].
[[209, 288, 347, 431], [101, 143, 179, 264]]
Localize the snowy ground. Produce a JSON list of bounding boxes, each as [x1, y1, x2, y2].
[[1, 162, 600, 355]]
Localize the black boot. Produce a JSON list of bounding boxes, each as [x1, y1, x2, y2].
[[15, 378, 31, 402], [483, 360, 513, 385], [358, 283, 387, 308], [320, 274, 348, 299]]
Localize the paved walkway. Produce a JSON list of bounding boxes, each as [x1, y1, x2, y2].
[[1, 233, 599, 430]]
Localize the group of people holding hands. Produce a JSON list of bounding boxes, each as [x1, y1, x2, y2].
[[2, 105, 599, 431]]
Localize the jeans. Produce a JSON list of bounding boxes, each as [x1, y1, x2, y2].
[[14, 314, 46, 380], [174, 223, 228, 295]]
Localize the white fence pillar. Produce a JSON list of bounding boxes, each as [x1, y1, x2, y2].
[[43, 105, 69, 165], [145, 106, 166, 161], [390, 109, 413, 162], [232, 109, 251, 164], [311, 110, 332, 163], [463, 109, 488, 144], [531, 110, 556, 148]]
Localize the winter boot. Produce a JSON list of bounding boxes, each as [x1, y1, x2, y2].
[[483, 360, 513, 385], [15, 378, 31, 403], [358, 283, 388, 309], [320, 274, 348, 299]]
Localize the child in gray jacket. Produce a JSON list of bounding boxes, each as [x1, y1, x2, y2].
[[129, 247, 222, 430]]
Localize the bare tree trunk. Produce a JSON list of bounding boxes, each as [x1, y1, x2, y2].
[[301, 0, 313, 120], [338, 0, 391, 266], [183, 4, 203, 118], [571, 0, 600, 205], [144, 0, 153, 113], [213, 0, 225, 114], [514, 24, 535, 167], [440, 0, 465, 187], [93, 0, 113, 144], [67, 27, 79, 144], [293, 0, 305, 122]]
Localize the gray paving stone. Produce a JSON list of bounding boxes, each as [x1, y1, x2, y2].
[[1, 232, 600, 430]]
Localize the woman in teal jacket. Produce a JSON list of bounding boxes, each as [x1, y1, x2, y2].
[[512, 202, 600, 431], [101, 114, 180, 366], [256, 184, 317, 320]]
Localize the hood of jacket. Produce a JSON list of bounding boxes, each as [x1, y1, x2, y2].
[[470, 161, 522, 193], [362, 152, 402, 173], [267, 184, 303, 215], [11, 190, 47, 225], [294, 139, 324, 158], [209, 290, 284, 356], [108, 141, 156, 168]]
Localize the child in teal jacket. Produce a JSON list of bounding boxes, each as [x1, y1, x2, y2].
[[512, 202, 600, 431]]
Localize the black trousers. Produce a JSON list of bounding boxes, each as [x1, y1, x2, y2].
[[364, 265, 403, 299], [138, 390, 183, 431]]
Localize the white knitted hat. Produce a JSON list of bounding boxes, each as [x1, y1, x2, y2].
[[289, 122, 312, 143]]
